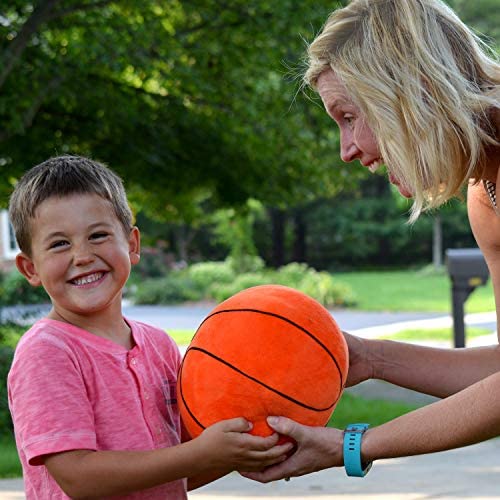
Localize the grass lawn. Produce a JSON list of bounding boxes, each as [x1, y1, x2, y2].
[[328, 392, 419, 429], [0, 434, 22, 479], [168, 326, 494, 347], [381, 326, 492, 342], [165, 329, 196, 346], [334, 269, 495, 313]]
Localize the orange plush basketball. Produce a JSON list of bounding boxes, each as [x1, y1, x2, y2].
[[177, 284, 348, 439]]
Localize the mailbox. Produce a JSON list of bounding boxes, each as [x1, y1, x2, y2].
[[445, 248, 489, 347]]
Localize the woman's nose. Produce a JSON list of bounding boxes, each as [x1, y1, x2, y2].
[[340, 134, 360, 163]]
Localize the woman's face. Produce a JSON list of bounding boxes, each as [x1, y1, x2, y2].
[[317, 69, 412, 198]]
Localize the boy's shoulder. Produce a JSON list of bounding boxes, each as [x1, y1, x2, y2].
[[15, 318, 72, 351], [13, 317, 181, 362]]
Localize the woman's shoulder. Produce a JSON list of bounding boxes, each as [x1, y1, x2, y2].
[[467, 180, 500, 258]]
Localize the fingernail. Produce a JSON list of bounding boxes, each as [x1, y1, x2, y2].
[[267, 416, 278, 426]]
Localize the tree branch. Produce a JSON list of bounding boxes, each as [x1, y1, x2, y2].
[[45, 0, 115, 23], [0, 0, 59, 90], [0, 0, 117, 92]]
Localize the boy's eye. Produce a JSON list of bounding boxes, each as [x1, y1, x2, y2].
[[50, 240, 68, 249], [90, 232, 108, 240]]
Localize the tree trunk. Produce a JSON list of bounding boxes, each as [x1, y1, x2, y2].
[[269, 207, 286, 268], [292, 208, 306, 263], [433, 213, 443, 269], [174, 224, 195, 265], [0, 0, 59, 90]]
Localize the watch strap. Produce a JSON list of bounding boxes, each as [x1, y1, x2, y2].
[[343, 423, 372, 477]]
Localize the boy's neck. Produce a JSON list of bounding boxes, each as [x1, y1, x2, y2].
[[47, 307, 134, 349]]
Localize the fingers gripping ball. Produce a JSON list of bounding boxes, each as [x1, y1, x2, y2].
[[177, 284, 348, 440]]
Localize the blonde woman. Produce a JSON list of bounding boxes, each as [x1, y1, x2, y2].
[[244, 0, 500, 482]]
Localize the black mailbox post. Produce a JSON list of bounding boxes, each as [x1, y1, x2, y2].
[[445, 248, 489, 348]]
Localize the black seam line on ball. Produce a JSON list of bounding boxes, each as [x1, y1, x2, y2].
[[178, 361, 206, 431], [185, 346, 339, 412], [195, 308, 345, 388]]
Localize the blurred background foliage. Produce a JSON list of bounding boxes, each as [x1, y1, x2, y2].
[[0, 0, 498, 273]]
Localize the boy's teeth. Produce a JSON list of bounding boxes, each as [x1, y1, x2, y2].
[[368, 160, 381, 173], [73, 272, 103, 285]]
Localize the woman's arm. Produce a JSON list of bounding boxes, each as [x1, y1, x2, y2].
[[353, 335, 500, 398], [344, 181, 500, 398], [362, 369, 500, 462], [243, 368, 500, 483]]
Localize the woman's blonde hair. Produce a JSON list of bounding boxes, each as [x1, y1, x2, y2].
[[305, 0, 500, 221]]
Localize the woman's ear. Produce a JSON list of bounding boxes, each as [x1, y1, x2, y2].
[[15, 253, 42, 287], [129, 227, 141, 266]]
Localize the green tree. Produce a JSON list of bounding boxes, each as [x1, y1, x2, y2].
[[0, 1, 354, 221]]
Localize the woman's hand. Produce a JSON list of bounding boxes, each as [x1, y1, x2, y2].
[[342, 331, 377, 387], [241, 416, 344, 482]]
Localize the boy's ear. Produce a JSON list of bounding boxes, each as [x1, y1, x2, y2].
[[129, 226, 141, 266], [15, 253, 42, 287]]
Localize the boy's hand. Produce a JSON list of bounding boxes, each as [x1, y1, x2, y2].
[[196, 418, 294, 472]]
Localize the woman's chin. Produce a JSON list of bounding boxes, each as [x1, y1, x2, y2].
[[389, 173, 413, 198], [397, 185, 413, 198]]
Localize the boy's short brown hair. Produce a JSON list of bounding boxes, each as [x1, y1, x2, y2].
[[8, 155, 133, 256]]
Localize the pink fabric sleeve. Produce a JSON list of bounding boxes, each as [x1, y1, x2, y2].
[[9, 335, 97, 465]]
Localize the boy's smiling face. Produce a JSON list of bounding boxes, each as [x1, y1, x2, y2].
[[17, 193, 140, 323]]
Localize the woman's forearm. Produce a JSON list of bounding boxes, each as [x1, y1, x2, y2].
[[369, 339, 500, 398], [362, 370, 500, 462]]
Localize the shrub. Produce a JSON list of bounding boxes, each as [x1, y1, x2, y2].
[[0, 323, 24, 349], [187, 261, 235, 293], [1, 270, 49, 306], [131, 261, 356, 308], [274, 262, 310, 288], [272, 264, 356, 308], [133, 273, 202, 304], [0, 346, 14, 435], [298, 271, 356, 307], [132, 245, 176, 279], [226, 255, 265, 274], [209, 273, 272, 302]]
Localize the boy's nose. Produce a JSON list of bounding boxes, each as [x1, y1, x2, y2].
[[73, 245, 95, 266]]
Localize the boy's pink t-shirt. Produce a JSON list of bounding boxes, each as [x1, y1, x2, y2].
[[8, 317, 187, 500]]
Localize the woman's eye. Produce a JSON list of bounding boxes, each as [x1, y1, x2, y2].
[[344, 115, 355, 126]]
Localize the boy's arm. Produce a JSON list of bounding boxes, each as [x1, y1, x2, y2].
[[187, 470, 229, 491], [44, 418, 291, 498], [179, 421, 230, 491]]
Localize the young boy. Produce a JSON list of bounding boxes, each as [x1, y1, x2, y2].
[[7, 155, 291, 499]]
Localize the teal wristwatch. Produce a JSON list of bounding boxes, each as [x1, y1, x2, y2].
[[343, 423, 372, 477]]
